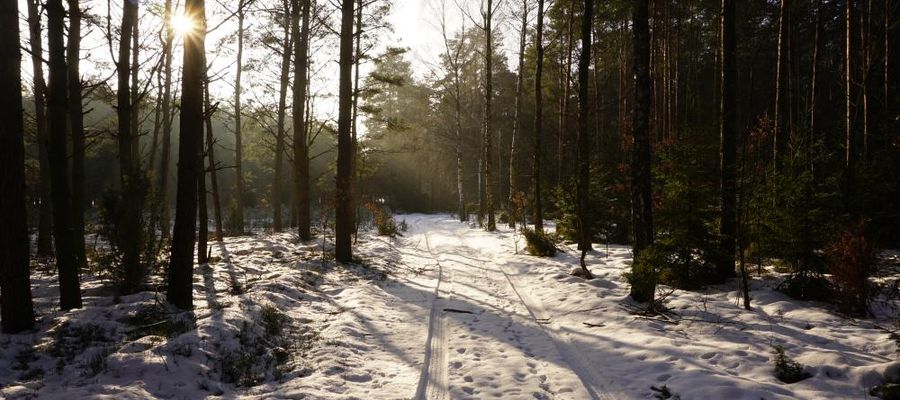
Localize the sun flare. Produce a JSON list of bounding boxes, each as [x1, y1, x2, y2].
[[171, 14, 196, 36]]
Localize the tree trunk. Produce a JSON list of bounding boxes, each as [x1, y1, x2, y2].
[[47, 0, 82, 310], [292, 0, 311, 241], [204, 79, 223, 241], [483, 0, 496, 232], [168, 0, 206, 310], [131, 20, 140, 163], [118, 0, 145, 293], [509, 0, 527, 228], [718, 0, 737, 279], [233, 2, 246, 234], [272, 0, 292, 232], [576, 0, 595, 278], [352, 0, 362, 239], [197, 117, 208, 265], [532, 0, 546, 232], [559, 0, 574, 184], [846, 0, 855, 181], [68, 0, 86, 272], [629, 0, 655, 303], [0, 0, 36, 333], [26, 0, 54, 257], [773, 0, 788, 166], [335, 0, 356, 262], [158, 0, 176, 238]]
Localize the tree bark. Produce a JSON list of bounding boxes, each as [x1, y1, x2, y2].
[[47, 0, 82, 310], [292, 0, 311, 241], [718, 0, 737, 279], [509, 0, 527, 228], [576, 0, 595, 278], [117, 0, 145, 293], [204, 77, 223, 241], [532, 0, 546, 232], [26, 0, 54, 256], [482, 0, 496, 232], [629, 0, 655, 302], [168, 0, 206, 310], [197, 116, 208, 265], [68, 0, 86, 273], [158, 0, 176, 238], [233, 1, 246, 234], [335, 0, 356, 262], [272, 0, 292, 232], [0, 0, 36, 333]]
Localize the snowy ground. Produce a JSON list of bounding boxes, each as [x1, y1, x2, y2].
[[1, 214, 898, 399]]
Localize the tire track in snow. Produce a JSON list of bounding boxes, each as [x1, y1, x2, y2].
[[415, 218, 452, 400], [497, 262, 626, 400]]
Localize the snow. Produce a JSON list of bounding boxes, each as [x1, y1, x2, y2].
[[1, 214, 898, 399]]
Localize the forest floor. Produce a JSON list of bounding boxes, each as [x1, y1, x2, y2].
[[1, 214, 899, 399]]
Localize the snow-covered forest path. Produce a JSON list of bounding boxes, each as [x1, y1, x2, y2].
[[405, 215, 617, 399]]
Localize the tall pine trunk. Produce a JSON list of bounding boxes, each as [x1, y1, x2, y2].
[[272, 0, 292, 232], [26, 0, 54, 256], [576, 0, 595, 278], [532, 0, 546, 232], [204, 78, 223, 241], [509, 0, 527, 228], [118, 0, 145, 293], [335, 0, 356, 262], [233, 1, 246, 234], [292, 0, 311, 241], [157, 0, 176, 238], [629, 0, 655, 303], [482, 0, 496, 232], [0, 0, 36, 333], [168, 0, 206, 310], [68, 0, 86, 270], [47, 0, 82, 310], [718, 0, 737, 279]]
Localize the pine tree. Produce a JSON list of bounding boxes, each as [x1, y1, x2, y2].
[[629, 0, 655, 303], [718, 0, 737, 279], [532, 0, 546, 232], [168, 0, 207, 310], [335, 0, 356, 262], [576, 0, 595, 278], [292, 0, 312, 241], [0, 0, 36, 333]]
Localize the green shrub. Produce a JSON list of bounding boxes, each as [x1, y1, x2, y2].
[[772, 345, 811, 384], [365, 201, 401, 237], [522, 228, 557, 257], [260, 304, 288, 337], [626, 244, 669, 303]]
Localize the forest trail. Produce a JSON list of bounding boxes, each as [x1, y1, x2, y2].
[[407, 215, 612, 400]]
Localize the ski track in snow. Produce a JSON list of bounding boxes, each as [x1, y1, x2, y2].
[[412, 216, 599, 400]]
